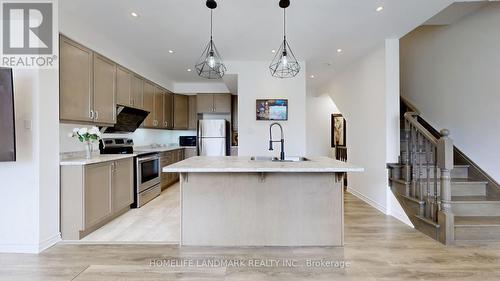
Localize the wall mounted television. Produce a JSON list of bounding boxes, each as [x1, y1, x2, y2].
[[256, 99, 288, 121], [0, 68, 16, 162]]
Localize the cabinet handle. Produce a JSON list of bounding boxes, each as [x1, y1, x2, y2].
[[164, 121, 168, 127], [90, 110, 94, 120], [95, 111, 99, 120]]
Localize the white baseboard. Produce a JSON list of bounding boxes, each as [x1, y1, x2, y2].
[[38, 233, 61, 252], [346, 187, 387, 215], [0, 233, 61, 254]]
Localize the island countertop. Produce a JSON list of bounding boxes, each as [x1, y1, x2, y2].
[[162, 156, 363, 173]]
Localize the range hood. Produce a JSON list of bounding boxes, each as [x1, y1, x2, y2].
[[102, 106, 150, 133]]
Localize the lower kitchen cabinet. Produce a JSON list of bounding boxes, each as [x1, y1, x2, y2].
[[184, 148, 197, 159], [160, 149, 185, 190], [61, 158, 133, 240]]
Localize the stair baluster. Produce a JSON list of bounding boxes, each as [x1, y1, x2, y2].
[[437, 129, 454, 244], [410, 124, 418, 199], [425, 139, 432, 219]]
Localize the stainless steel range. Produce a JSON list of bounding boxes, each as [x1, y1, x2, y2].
[[100, 138, 161, 208]]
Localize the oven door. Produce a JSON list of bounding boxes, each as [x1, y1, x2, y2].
[[136, 154, 161, 193]]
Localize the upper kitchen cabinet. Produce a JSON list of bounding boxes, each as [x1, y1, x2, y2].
[[213, 94, 231, 113], [116, 66, 132, 107], [59, 36, 93, 123], [153, 86, 164, 129], [142, 81, 155, 128], [163, 92, 174, 129], [173, 94, 189, 130], [188, 95, 197, 130], [131, 75, 144, 108], [93, 54, 117, 125], [196, 93, 231, 114]]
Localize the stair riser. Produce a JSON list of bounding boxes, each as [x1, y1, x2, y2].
[[390, 177, 486, 197], [401, 166, 469, 180], [455, 226, 500, 241], [452, 203, 500, 216]]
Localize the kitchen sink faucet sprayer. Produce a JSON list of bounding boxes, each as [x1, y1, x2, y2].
[[269, 122, 285, 161]]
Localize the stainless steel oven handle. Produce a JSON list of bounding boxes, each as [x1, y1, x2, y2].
[[138, 155, 159, 163]]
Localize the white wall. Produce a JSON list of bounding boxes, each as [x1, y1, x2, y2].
[[227, 61, 306, 157], [306, 93, 339, 157], [0, 69, 60, 253], [401, 3, 500, 184], [324, 40, 411, 225], [60, 123, 196, 153]]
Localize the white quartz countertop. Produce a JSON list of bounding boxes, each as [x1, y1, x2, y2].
[[60, 154, 136, 166], [60, 145, 195, 166], [162, 156, 364, 173]]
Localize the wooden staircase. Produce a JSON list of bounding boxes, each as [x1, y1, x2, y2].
[[387, 100, 500, 244]]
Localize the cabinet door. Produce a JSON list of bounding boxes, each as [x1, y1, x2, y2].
[[93, 54, 116, 124], [84, 163, 112, 229], [196, 94, 214, 113], [59, 36, 93, 122], [163, 92, 174, 129], [154, 87, 164, 128], [116, 66, 132, 106], [112, 159, 133, 212], [131, 75, 144, 108], [213, 94, 231, 113], [188, 95, 197, 130], [174, 95, 189, 130], [142, 81, 155, 127]]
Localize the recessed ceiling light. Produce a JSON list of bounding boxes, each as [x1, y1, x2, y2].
[[168, 50, 175, 54], [187, 68, 192, 72], [376, 6, 384, 12], [271, 49, 276, 53], [309, 75, 315, 79], [131, 12, 139, 17], [337, 48, 343, 53]]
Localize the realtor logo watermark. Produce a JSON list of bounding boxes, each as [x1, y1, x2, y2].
[[1, 0, 58, 68]]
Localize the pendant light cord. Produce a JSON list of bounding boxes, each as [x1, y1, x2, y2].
[[210, 10, 213, 40], [283, 8, 286, 40]]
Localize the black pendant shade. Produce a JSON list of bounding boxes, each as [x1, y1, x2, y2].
[[270, 0, 300, 78], [195, 1, 227, 79]]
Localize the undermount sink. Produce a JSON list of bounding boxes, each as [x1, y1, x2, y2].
[[250, 156, 310, 162]]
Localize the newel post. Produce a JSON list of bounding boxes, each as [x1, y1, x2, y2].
[[437, 129, 454, 244]]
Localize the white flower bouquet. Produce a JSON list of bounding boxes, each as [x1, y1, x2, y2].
[[69, 126, 102, 159]]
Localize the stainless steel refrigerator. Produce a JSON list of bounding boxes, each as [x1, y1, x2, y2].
[[197, 120, 229, 156]]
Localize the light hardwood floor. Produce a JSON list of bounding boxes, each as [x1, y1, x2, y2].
[[2, 187, 500, 280], [82, 183, 180, 243]]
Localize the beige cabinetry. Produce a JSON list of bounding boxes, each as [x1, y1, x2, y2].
[[116, 66, 133, 107], [131, 75, 144, 108], [60, 35, 116, 125], [163, 92, 174, 129], [84, 162, 113, 229], [142, 81, 155, 127], [93, 54, 116, 124], [196, 93, 231, 113], [173, 94, 189, 130], [59, 36, 93, 123], [154, 86, 164, 128], [188, 95, 198, 130], [61, 158, 134, 240], [184, 148, 197, 159], [160, 149, 184, 190], [112, 159, 134, 212]]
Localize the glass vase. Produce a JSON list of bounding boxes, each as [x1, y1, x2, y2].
[[85, 141, 93, 159]]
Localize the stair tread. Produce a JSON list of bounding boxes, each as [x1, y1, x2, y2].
[[455, 216, 500, 226], [415, 215, 440, 227], [452, 195, 500, 203]]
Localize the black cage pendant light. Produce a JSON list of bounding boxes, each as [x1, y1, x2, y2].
[[195, 0, 227, 79], [269, 0, 300, 78]]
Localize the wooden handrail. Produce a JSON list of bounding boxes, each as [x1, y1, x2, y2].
[[403, 110, 454, 244], [404, 112, 438, 145]]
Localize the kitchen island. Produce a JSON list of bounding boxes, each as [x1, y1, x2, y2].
[[162, 156, 363, 247]]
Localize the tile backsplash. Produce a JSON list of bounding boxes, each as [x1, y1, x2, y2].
[[60, 123, 196, 153]]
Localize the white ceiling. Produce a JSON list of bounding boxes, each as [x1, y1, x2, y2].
[[60, 0, 455, 92]]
